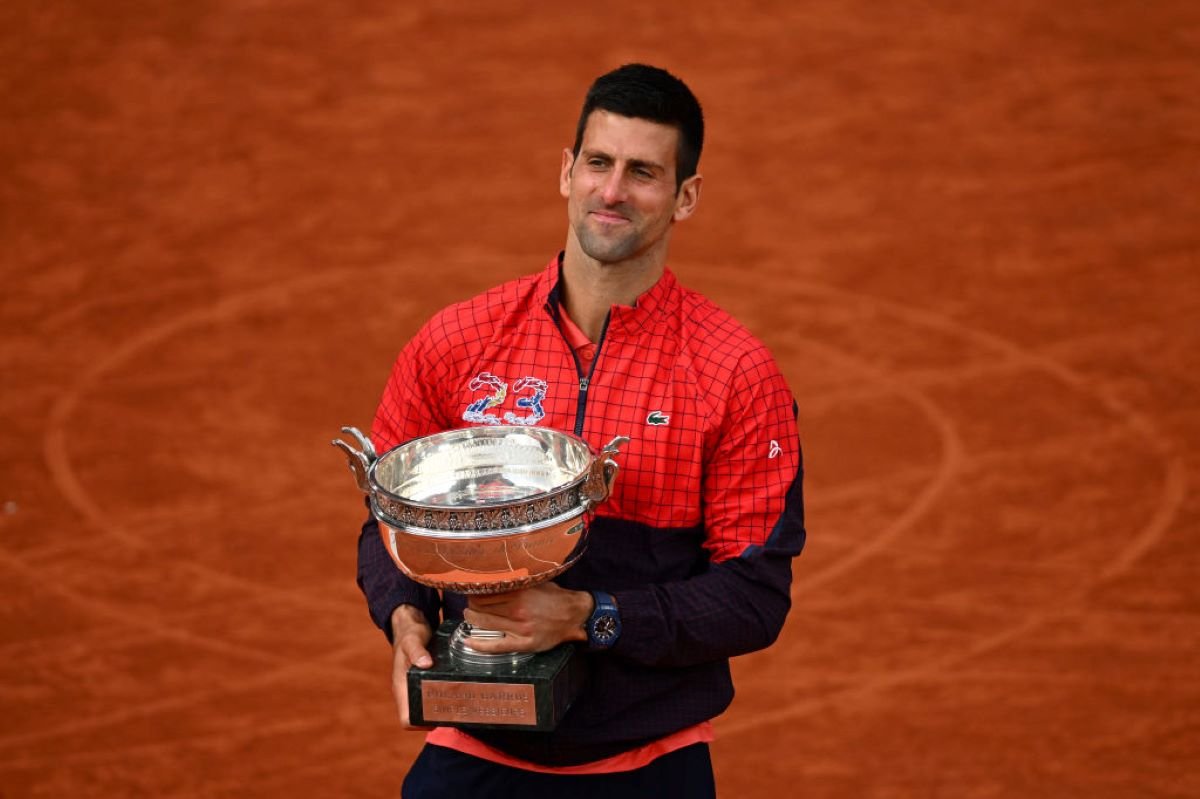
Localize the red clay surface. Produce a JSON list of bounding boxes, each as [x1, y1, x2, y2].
[[2, 2, 1198, 796]]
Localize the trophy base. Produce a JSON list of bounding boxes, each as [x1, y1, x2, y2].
[[407, 620, 588, 731]]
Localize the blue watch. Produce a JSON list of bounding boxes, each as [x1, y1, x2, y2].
[[585, 590, 621, 650]]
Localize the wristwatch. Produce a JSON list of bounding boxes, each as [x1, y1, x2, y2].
[[585, 590, 621, 650]]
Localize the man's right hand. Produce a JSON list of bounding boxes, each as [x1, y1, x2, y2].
[[390, 604, 434, 730]]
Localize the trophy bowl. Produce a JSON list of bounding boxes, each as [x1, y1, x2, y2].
[[333, 424, 629, 730], [333, 425, 629, 594]]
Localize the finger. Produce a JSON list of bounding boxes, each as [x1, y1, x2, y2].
[[392, 650, 434, 730], [399, 634, 433, 670], [463, 609, 535, 643], [462, 629, 531, 654], [393, 686, 434, 730], [470, 588, 527, 607], [463, 608, 526, 636], [467, 594, 513, 612]]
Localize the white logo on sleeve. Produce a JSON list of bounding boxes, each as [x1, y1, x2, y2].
[[768, 440, 782, 459]]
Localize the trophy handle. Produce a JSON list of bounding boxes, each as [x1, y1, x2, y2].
[[331, 426, 378, 494], [582, 435, 630, 508]]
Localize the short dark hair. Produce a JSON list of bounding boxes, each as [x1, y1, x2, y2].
[[571, 64, 704, 191]]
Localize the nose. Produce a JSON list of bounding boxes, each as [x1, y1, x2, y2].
[[599, 170, 626, 206]]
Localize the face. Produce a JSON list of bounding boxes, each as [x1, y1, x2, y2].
[[560, 110, 701, 266]]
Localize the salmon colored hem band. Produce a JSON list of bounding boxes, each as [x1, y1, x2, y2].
[[425, 721, 714, 775]]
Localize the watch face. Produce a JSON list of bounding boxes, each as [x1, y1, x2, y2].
[[593, 614, 618, 642]]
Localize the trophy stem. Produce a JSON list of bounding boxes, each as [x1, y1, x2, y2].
[[448, 622, 535, 668]]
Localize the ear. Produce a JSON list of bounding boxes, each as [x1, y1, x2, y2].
[[559, 148, 575, 199], [672, 173, 702, 222]]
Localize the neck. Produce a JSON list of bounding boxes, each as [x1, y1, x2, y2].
[[559, 236, 667, 343]]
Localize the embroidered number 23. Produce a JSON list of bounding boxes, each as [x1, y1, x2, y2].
[[462, 372, 547, 426]]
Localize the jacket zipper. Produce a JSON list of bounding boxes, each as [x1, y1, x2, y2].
[[549, 302, 611, 436], [573, 313, 610, 435]]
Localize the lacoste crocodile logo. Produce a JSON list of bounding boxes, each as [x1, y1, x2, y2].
[[646, 411, 670, 426]]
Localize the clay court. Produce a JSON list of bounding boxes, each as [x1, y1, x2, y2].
[[2, 2, 1198, 796]]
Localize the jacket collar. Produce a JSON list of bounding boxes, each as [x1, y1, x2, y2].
[[540, 252, 678, 337]]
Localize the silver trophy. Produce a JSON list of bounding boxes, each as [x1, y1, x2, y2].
[[333, 425, 628, 730]]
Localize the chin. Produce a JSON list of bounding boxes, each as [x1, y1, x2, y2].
[[578, 237, 637, 264]]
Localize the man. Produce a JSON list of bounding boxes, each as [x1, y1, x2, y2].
[[357, 63, 806, 798]]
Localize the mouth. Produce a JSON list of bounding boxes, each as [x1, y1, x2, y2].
[[588, 209, 630, 225]]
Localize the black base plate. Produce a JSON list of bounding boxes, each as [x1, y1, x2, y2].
[[407, 621, 587, 732]]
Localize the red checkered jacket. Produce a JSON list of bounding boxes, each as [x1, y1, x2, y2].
[[357, 255, 806, 766]]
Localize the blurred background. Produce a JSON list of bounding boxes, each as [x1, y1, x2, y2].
[[2, 1, 1197, 796]]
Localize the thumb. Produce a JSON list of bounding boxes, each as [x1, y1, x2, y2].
[[399, 634, 433, 670]]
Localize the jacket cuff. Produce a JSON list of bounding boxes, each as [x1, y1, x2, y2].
[[608, 587, 667, 662]]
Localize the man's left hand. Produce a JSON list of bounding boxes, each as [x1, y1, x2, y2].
[[463, 583, 593, 653]]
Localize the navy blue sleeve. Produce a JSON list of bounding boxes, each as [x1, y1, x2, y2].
[[610, 458, 805, 667], [356, 499, 442, 643]]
